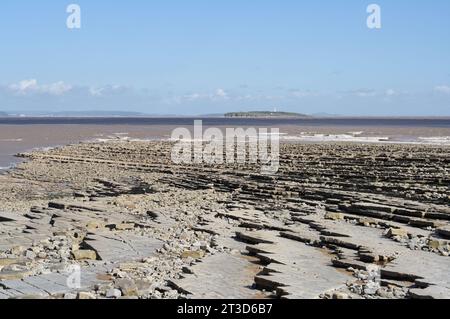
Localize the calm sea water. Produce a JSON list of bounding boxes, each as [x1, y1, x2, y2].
[[1, 117, 450, 170], [1, 117, 450, 127]]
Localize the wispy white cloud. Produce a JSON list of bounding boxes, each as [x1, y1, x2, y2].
[[89, 85, 128, 97], [6, 80, 132, 98], [45, 81, 73, 95], [289, 89, 318, 98], [214, 88, 228, 99], [89, 87, 104, 97], [9, 79, 38, 93], [184, 93, 203, 101], [434, 85, 450, 94], [173, 88, 320, 104], [342, 88, 406, 98], [2, 80, 448, 116], [176, 88, 230, 103], [385, 89, 396, 96], [8, 79, 72, 96], [347, 89, 378, 98]]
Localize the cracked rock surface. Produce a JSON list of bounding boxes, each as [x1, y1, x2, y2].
[[0, 140, 449, 299]]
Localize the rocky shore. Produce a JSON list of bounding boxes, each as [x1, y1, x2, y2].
[[0, 140, 449, 299]]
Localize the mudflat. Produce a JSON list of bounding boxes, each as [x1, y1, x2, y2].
[[0, 139, 449, 299]]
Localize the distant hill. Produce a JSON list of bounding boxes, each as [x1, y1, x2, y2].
[[0, 111, 9, 117], [199, 113, 226, 117], [225, 111, 309, 118], [311, 112, 343, 118], [18, 111, 149, 117]]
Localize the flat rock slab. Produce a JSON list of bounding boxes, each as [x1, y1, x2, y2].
[[299, 213, 405, 257], [171, 253, 263, 299], [410, 286, 450, 299], [0, 211, 29, 223], [0, 288, 23, 299], [217, 210, 267, 223], [217, 209, 288, 230], [382, 249, 450, 294], [0, 290, 11, 299], [23, 275, 72, 295], [0, 269, 108, 298], [0, 279, 49, 297], [236, 230, 278, 245], [84, 232, 164, 263], [249, 234, 352, 299]]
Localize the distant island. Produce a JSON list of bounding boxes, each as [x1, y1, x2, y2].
[[0, 111, 9, 117], [225, 111, 309, 118]]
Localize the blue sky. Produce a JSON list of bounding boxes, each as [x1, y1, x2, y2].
[[0, 0, 449, 115]]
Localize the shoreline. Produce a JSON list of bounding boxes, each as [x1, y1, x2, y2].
[[1, 120, 450, 169], [2, 134, 450, 171]]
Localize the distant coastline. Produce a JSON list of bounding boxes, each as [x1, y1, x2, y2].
[[2, 110, 450, 120], [1, 116, 450, 127], [225, 111, 309, 118]]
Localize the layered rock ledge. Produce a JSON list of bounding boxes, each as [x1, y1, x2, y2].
[[0, 141, 449, 299]]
